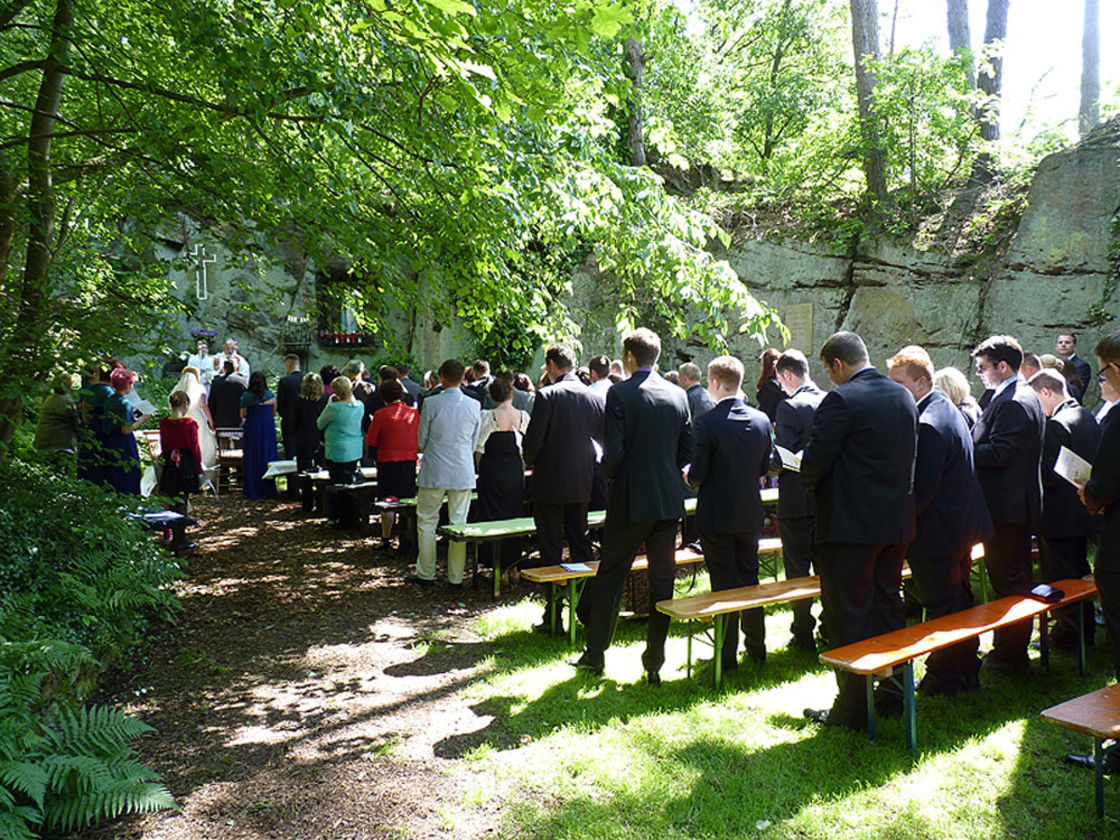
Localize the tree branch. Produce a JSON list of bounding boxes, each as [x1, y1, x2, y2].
[[0, 59, 46, 84]]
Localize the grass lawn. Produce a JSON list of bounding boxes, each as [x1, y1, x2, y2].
[[434, 573, 1118, 840]]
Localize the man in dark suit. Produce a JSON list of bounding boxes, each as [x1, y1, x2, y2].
[[395, 363, 423, 406], [276, 354, 303, 460], [1028, 369, 1100, 648], [678, 362, 715, 422], [465, 360, 494, 406], [971, 334, 1046, 673], [576, 328, 692, 684], [772, 349, 825, 651], [207, 360, 245, 429], [888, 345, 992, 695], [801, 331, 917, 730], [522, 344, 605, 573], [686, 355, 772, 669], [1056, 332, 1093, 404]]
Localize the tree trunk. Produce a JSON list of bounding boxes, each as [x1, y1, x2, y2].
[[946, 0, 974, 87], [623, 36, 646, 167], [849, 0, 888, 206], [1080, 0, 1100, 138], [0, 0, 71, 452], [972, 0, 1008, 182]]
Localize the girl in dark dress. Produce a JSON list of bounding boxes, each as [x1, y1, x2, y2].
[[294, 372, 329, 510], [473, 378, 530, 569], [101, 367, 151, 495], [240, 371, 279, 499], [159, 390, 202, 513]]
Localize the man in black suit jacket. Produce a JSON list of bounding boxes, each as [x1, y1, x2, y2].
[[678, 362, 715, 422], [522, 344, 605, 572], [276, 354, 303, 460], [801, 332, 917, 730], [576, 328, 692, 684], [686, 356, 772, 669], [971, 334, 1046, 672], [772, 349, 825, 651], [889, 346, 993, 695], [207, 361, 245, 429], [1029, 370, 1100, 647], [395, 363, 424, 405], [1056, 332, 1093, 404]]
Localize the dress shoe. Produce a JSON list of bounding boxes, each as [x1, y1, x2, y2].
[[447, 581, 464, 591], [1066, 748, 1120, 773], [571, 653, 604, 676], [980, 652, 1029, 674], [404, 574, 435, 588], [745, 645, 766, 664], [960, 672, 981, 692], [917, 674, 960, 697], [645, 671, 662, 687], [790, 635, 817, 653], [803, 708, 866, 732]]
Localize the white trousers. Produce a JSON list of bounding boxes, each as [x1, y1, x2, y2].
[[416, 487, 471, 583]]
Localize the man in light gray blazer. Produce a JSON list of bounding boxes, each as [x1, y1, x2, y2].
[[408, 359, 481, 588]]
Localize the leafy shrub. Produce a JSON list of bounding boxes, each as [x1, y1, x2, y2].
[[0, 459, 183, 837]]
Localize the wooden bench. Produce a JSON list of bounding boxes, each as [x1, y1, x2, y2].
[[305, 466, 377, 515], [821, 577, 1098, 751], [1041, 684, 1120, 818], [215, 427, 243, 493], [522, 547, 707, 645]]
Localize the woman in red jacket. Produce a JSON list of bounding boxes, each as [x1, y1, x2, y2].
[[365, 379, 419, 548], [159, 390, 203, 515]]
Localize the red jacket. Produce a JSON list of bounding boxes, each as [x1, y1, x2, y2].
[[365, 401, 419, 462], [159, 417, 203, 474]]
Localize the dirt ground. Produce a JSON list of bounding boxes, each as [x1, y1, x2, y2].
[[82, 494, 528, 840]]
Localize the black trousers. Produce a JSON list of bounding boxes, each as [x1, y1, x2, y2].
[[699, 529, 764, 664], [909, 551, 980, 684], [533, 501, 594, 567], [984, 522, 1034, 667], [1039, 535, 1094, 645], [584, 518, 679, 672], [816, 541, 907, 724], [779, 516, 817, 643]]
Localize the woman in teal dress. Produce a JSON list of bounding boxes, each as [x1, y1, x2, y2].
[[101, 367, 152, 495], [240, 371, 279, 499]]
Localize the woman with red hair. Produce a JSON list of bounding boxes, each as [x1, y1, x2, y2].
[[756, 347, 786, 422], [101, 367, 151, 494]]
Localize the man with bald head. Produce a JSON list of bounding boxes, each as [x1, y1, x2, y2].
[[801, 331, 917, 730]]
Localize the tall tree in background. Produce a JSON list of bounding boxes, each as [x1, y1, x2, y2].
[[624, 36, 648, 166], [974, 0, 1008, 180], [946, 0, 974, 87], [849, 0, 888, 205], [1080, 0, 1100, 138]]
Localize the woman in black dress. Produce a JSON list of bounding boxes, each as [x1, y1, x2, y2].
[[473, 378, 530, 569], [293, 372, 328, 510]]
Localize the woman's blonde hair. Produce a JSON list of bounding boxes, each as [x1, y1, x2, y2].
[[331, 376, 353, 399]]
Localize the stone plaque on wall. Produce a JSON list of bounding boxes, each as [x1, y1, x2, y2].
[[783, 302, 814, 353]]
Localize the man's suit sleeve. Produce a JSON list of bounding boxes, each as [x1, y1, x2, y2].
[[1086, 418, 1120, 508], [417, 399, 432, 453], [686, 415, 710, 486], [520, 390, 549, 466], [758, 416, 773, 479], [773, 400, 800, 451], [602, 387, 626, 480], [677, 410, 693, 470], [974, 400, 1029, 469], [800, 390, 848, 494], [913, 420, 948, 517], [1040, 419, 1067, 489]]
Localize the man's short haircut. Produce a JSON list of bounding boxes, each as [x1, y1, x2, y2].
[[344, 359, 365, 377], [588, 355, 610, 379], [223, 360, 235, 374], [379, 379, 405, 403], [439, 358, 466, 384], [678, 362, 702, 383], [1021, 352, 1042, 373], [707, 355, 744, 392], [933, 367, 970, 405], [1028, 370, 1068, 394], [545, 344, 576, 371], [971, 335, 1023, 371], [775, 349, 809, 379], [473, 359, 490, 376], [1094, 330, 1120, 364], [495, 369, 514, 384], [284, 353, 300, 365], [332, 376, 353, 398], [489, 377, 512, 404], [1059, 332, 1078, 345], [623, 327, 661, 368], [394, 362, 410, 377], [887, 345, 934, 383], [378, 364, 398, 382], [819, 331, 869, 367]]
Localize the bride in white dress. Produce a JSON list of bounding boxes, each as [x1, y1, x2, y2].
[[174, 366, 218, 490]]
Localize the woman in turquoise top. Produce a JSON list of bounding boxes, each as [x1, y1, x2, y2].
[[239, 371, 278, 499], [316, 375, 365, 483]]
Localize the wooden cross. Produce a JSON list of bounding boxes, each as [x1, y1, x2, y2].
[[190, 244, 216, 301]]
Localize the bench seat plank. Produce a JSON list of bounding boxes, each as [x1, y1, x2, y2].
[[1042, 684, 1120, 741]]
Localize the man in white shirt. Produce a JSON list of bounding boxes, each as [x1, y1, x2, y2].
[[215, 338, 250, 384], [186, 339, 216, 388]]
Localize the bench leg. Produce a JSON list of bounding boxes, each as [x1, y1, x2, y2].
[[902, 660, 916, 752], [470, 542, 480, 590], [568, 581, 587, 648], [1078, 605, 1088, 678], [493, 540, 502, 600], [713, 615, 726, 690], [1040, 609, 1051, 671], [686, 622, 694, 679], [1095, 737, 1105, 818], [866, 676, 877, 742]]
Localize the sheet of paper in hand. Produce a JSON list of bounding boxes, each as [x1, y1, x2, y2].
[[1054, 445, 1092, 490], [775, 445, 802, 473]]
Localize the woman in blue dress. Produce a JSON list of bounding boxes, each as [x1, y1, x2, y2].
[[240, 371, 279, 499], [100, 367, 152, 495]]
